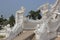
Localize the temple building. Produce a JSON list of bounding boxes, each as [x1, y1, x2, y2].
[[0, 0, 60, 40]]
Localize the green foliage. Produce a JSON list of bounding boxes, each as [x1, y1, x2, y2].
[[0, 14, 15, 28], [3, 19, 8, 26], [0, 15, 4, 25], [8, 14, 15, 27], [0, 25, 3, 30], [26, 10, 42, 20], [0, 15, 8, 26], [0, 15, 8, 30], [0, 18, 3, 25], [0, 35, 5, 38]]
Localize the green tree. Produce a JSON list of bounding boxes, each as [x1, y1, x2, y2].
[[0, 15, 9, 30], [0, 15, 4, 25], [3, 18, 8, 26], [29, 10, 36, 20], [36, 10, 42, 19], [9, 14, 15, 27], [26, 10, 42, 20], [0, 15, 8, 26], [0, 25, 3, 30]]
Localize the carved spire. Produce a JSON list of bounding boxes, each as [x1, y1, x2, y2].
[[17, 6, 25, 14]]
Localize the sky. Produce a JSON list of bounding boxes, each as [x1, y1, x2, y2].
[[0, 0, 56, 18]]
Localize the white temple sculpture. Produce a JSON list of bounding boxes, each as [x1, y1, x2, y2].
[[3, 6, 25, 40], [1, 0, 60, 40], [34, 0, 60, 40], [15, 6, 25, 24], [38, 3, 49, 16]]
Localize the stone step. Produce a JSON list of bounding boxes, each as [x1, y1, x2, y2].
[[55, 37, 60, 40], [13, 30, 35, 40]]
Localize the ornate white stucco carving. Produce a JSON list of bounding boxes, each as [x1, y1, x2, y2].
[[35, 0, 60, 40], [4, 6, 25, 40]]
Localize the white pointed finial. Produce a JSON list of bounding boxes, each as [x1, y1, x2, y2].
[[17, 6, 25, 13], [21, 6, 25, 11]]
